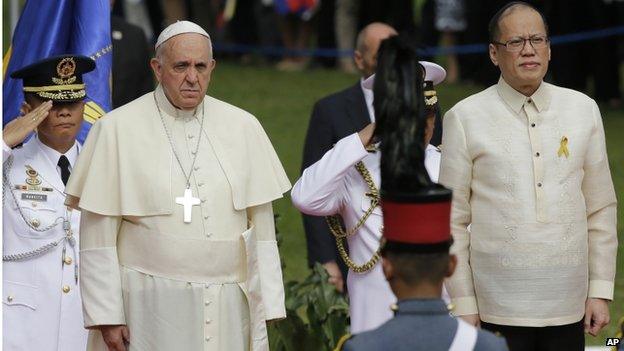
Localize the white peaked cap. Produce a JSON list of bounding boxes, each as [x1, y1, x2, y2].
[[155, 20, 211, 49], [362, 61, 446, 90]]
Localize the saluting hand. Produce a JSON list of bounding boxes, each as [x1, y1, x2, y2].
[[358, 123, 376, 148], [2, 100, 52, 148]]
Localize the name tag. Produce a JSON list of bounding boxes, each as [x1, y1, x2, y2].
[[21, 193, 47, 202]]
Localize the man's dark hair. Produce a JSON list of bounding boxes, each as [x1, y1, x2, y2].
[[383, 250, 450, 286], [488, 1, 549, 43]]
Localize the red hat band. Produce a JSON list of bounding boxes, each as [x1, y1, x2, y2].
[[381, 200, 451, 244]]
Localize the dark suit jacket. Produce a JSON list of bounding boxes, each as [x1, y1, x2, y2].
[[301, 82, 443, 270], [343, 299, 509, 351], [111, 16, 154, 108]]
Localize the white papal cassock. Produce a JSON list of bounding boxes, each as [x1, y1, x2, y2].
[[65, 86, 291, 351], [291, 133, 441, 334]]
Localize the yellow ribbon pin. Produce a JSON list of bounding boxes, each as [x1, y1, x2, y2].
[[557, 136, 569, 158]]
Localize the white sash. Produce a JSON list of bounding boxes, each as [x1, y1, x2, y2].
[[449, 318, 478, 351]]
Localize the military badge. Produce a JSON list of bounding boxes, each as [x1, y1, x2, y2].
[[14, 166, 53, 192], [52, 57, 77, 85], [25, 166, 42, 186], [57, 57, 76, 78]]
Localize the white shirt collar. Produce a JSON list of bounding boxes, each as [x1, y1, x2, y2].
[[35, 136, 79, 169], [496, 76, 551, 114], [360, 77, 375, 123]]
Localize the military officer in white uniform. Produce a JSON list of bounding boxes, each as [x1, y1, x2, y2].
[[2, 55, 95, 351], [291, 55, 447, 334]]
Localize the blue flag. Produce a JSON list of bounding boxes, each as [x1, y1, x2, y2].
[[3, 0, 112, 143]]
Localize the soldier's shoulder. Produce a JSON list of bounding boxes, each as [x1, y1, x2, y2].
[[342, 334, 382, 351]]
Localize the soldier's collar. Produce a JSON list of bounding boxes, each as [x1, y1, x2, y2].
[[393, 298, 450, 316]]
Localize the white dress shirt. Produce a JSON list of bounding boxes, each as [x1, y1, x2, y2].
[[35, 136, 79, 178], [361, 78, 375, 123]]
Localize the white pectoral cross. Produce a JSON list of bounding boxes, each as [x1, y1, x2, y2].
[[176, 188, 201, 223]]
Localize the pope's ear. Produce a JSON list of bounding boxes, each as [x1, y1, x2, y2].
[[150, 58, 163, 82]]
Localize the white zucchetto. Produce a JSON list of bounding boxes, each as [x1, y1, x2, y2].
[[155, 20, 211, 49]]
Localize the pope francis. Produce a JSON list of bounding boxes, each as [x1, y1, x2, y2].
[[65, 21, 291, 351]]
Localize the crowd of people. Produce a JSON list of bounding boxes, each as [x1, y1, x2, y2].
[[112, 0, 624, 106], [1, 1, 621, 351]]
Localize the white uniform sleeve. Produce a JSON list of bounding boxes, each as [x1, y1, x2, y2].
[[3, 140, 13, 163], [291, 133, 369, 216]]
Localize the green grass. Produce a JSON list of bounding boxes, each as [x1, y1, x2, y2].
[[208, 61, 623, 345]]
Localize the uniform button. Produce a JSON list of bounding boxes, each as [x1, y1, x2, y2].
[[535, 152, 540, 157], [191, 150, 197, 155], [205, 336, 211, 341], [188, 134, 194, 139], [203, 215, 209, 220], [201, 199, 206, 203], [62, 285, 71, 293], [64, 256, 73, 265], [194, 166, 200, 171], [206, 233, 212, 237], [198, 182, 204, 187], [205, 301, 211, 306], [527, 98, 532, 104], [30, 218, 40, 228], [31, 202, 37, 208], [537, 182, 543, 187], [531, 123, 536, 128], [7, 295, 14, 302], [205, 319, 211, 324]]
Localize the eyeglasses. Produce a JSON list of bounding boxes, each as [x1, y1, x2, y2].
[[492, 35, 549, 52]]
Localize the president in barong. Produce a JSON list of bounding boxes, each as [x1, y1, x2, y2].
[[65, 21, 291, 351]]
